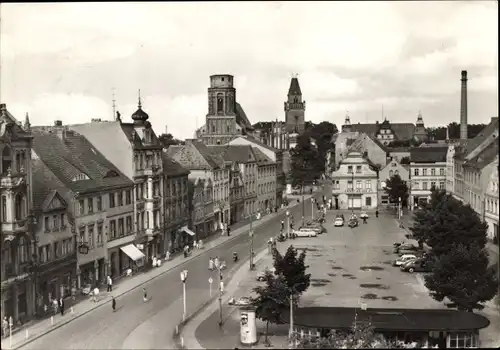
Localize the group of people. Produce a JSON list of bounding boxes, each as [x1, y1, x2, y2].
[[208, 256, 226, 270]]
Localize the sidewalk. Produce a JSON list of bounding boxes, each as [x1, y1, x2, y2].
[[1, 196, 311, 350]]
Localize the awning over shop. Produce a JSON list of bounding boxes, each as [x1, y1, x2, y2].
[[120, 244, 145, 261], [181, 226, 196, 236]]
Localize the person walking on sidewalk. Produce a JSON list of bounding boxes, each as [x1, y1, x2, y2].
[[107, 276, 113, 292], [142, 288, 148, 303], [59, 297, 65, 316], [111, 296, 116, 312], [281, 220, 284, 231]]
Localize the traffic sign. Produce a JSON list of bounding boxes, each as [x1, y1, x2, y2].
[[208, 277, 213, 284]]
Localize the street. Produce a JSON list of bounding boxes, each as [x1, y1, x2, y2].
[[17, 195, 317, 350]]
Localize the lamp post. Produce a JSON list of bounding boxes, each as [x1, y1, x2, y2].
[[214, 259, 224, 326], [28, 212, 39, 316], [286, 210, 290, 238], [301, 183, 305, 227], [249, 223, 254, 271], [351, 170, 355, 214], [311, 197, 315, 221], [180, 270, 188, 321], [398, 197, 402, 221]]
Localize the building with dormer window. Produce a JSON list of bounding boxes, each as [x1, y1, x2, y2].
[[484, 158, 499, 242]]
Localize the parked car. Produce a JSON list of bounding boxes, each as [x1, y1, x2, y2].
[[228, 296, 253, 306], [334, 217, 344, 227], [400, 258, 432, 273], [348, 218, 358, 228], [393, 254, 418, 266], [393, 243, 419, 253], [257, 267, 276, 281], [360, 212, 369, 219], [292, 229, 318, 237], [300, 225, 323, 234]]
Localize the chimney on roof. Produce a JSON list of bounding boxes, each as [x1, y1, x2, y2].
[[0, 103, 6, 110], [54, 120, 63, 127], [53, 120, 67, 141], [460, 70, 468, 142]]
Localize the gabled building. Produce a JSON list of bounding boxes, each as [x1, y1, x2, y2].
[[252, 147, 276, 213], [31, 125, 134, 291], [342, 132, 388, 170], [409, 147, 448, 208], [188, 177, 214, 239], [379, 159, 410, 206], [162, 154, 191, 251], [228, 135, 285, 208], [167, 140, 230, 231], [483, 159, 499, 242], [196, 75, 254, 146], [331, 152, 379, 210], [1, 103, 35, 324]]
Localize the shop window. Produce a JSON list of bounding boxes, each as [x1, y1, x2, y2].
[[448, 332, 478, 348]]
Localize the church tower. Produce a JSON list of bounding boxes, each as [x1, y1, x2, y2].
[[413, 110, 428, 141], [202, 74, 238, 145], [284, 75, 306, 134]]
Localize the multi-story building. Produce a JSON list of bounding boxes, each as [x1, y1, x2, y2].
[[229, 136, 285, 208], [331, 152, 379, 210], [207, 144, 258, 219], [31, 158, 77, 314], [1, 104, 35, 324], [69, 101, 165, 262], [196, 75, 254, 146], [228, 161, 245, 224], [253, 147, 276, 213], [253, 121, 290, 150], [188, 177, 214, 239], [340, 132, 388, 170], [484, 159, 499, 242], [31, 125, 135, 288], [167, 140, 230, 231], [162, 154, 191, 251], [378, 159, 410, 206], [409, 147, 447, 208]]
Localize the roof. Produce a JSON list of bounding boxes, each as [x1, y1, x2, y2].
[[389, 147, 411, 153], [368, 134, 388, 152], [31, 158, 71, 212], [171, 140, 221, 170], [348, 122, 416, 141], [288, 77, 302, 95], [165, 145, 182, 158], [235, 103, 253, 131], [232, 135, 279, 153], [466, 117, 498, 155], [410, 147, 448, 163], [0, 104, 32, 141], [207, 144, 256, 164], [282, 307, 490, 332], [31, 128, 134, 194], [252, 147, 274, 165], [464, 140, 499, 170], [162, 153, 190, 177]]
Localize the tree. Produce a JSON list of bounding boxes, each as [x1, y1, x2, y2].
[[293, 319, 419, 348], [273, 245, 311, 296], [400, 156, 410, 165], [158, 133, 182, 147], [410, 189, 488, 256], [305, 121, 338, 175], [290, 134, 323, 187], [384, 174, 409, 206], [424, 243, 498, 312], [252, 272, 290, 344]]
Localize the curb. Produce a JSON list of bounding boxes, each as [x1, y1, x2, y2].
[[12, 196, 312, 350], [174, 248, 269, 349]]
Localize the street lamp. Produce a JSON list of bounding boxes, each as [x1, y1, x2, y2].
[[286, 210, 290, 238], [214, 259, 224, 326], [180, 270, 188, 321], [311, 198, 315, 221], [301, 183, 305, 227], [398, 197, 402, 221], [249, 227, 254, 271]]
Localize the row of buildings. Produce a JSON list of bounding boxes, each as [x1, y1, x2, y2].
[[328, 70, 499, 243], [0, 72, 288, 325]]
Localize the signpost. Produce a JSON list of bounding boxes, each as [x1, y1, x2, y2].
[[208, 277, 213, 297]]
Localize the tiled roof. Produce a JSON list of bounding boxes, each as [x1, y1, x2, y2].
[[175, 140, 221, 170], [465, 117, 498, 155], [162, 153, 190, 177], [348, 122, 416, 141], [410, 147, 448, 163], [242, 135, 279, 153], [252, 147, 275, 165], [464, 141, 499, 170], [288, 77, 302, 95], [207, 145, 256, 164], [31, 128, 134, 194], [389, 147, 411, 153], [31, 158, 71, 212], [165, 146, 182, 158], [236, 103, 253, 130]]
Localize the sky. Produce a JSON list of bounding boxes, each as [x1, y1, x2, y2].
[[1, 1, 498, 140]]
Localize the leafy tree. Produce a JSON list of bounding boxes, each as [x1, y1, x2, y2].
[[290, 134, 322, 187], [252, 272, 290, 343], [273, 245, 311, 296], [158, 133, 182, 147], [293, 319, 419, 348], [424, 243, 498, 311], [410, 189, 487, 256], [384, 174, 409, 206], [400, 156, 411, 165]]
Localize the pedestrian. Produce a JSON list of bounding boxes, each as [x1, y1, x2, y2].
[[107, 276, 113, 292], [281, 220, 284, 231], [142, 288, 148, 303], [59, 297, 65, 316], [111, 296, 116, 312], [93, 287, 100, 303], [375, 210, 379, 218], [52, 298, 58, 314], [2, 316, 8, 338], [227, 226, 231, 236], [165, 250, 170, 261]]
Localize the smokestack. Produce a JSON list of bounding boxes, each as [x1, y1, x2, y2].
[[460, 70, 468, 142]]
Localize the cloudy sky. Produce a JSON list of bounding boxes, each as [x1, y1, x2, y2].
[[1, 1, 498, 139]]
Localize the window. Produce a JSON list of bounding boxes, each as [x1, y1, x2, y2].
[[389, 170, 394, 177], [1, 196, 6, 221], [440, 168, 445, 176], [137, 213, 141, 231], [97, 224, 103, 245], [126, 216, 132, 234], [126, 190, 132, 205], [52, 215, 58, 230], [356, 180, 362, 189], [96, 196, 102, 211], [439, 181, 445, 189], [109, 193, 115, 208], [414, 169, 419, 176], [88, 225, 94, 248], [422, 168, 427, 176], [110, 220, 116, 239], [54, 241, 60, 258], [356, 165, 362, 173], [15, 194, 23, 220], [365, 180, 372, 190], [347, 180, 353, 189], [423, 182, 428, 190], [117, 192, 123, 207], [44, 217, 50, 232], [365, 197, 372, 207], [431, 181, 436, 190], [88, 197, 94, 213], [448, 332, 478, 348], [431, 168, 436, 176], [347, 166, 353, 173], [217, 93, 224, 112], [79, 200, 85, 215], [79, 227, 86, 245], [118, 218, 124, 237]]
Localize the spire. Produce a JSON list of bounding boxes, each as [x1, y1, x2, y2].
[[288, 74, 302, 95], [416, 110, 424, 127], [24, 112, 31, 131], [138, 89, 142, 109], [345, 111, 351, 125]]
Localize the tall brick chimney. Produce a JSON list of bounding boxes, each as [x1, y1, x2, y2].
[[460, 70, 468, 142]]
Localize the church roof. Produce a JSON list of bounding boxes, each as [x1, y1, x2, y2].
[[288, 77, 302, 95], [235, 102, 253, 131], [347, 122, 416, 141]]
